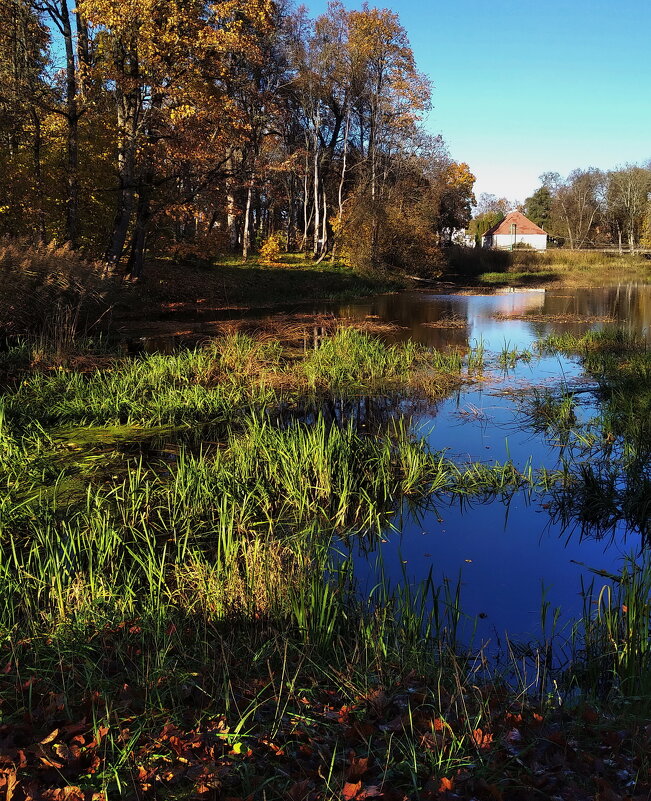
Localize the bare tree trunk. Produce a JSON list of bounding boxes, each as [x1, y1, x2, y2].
[[321, 187, 327, 254], [30, 107, 46, 245], [225, 151, 239, 250], [312, 138, 320, 258], [46, 0, 79, 246], [105, 47, 140, 269], [226, 188, 238, 250], [76, 9, 91, 101], [242, 182, 253, 260], [301, 149, 310, 251], [125, 182, 152, 279], [332, 109, 350, 261], [337, 109, 350, 220], [125, 91, 162, 279]]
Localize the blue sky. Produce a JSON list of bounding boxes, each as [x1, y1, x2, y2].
[[305, 0, 651, 203]]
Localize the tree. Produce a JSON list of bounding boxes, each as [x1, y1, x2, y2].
[[0, 0, 462, 278], [524, 186, 552, 230], [78, 0, 274, 275], [0, 0, 51, 242], [38, 0, 83, 246], [541, 169, 604, 249], [606, 165, 651, 253], [437, 161, 476, 242], [475, 193, 510, 217], [467, 211, 503, 243]]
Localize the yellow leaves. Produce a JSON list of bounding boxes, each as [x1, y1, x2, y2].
[[169, 104, 196, 124], [445, 162, 476, 190]]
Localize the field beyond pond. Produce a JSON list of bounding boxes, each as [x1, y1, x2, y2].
[[1, 285, 651, 801]]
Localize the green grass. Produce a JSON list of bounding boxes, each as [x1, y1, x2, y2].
[[477, 270, 557, 285], [1, 329, 475, 429], [445, 245, 651, 287], [1, 326, 651, 799]]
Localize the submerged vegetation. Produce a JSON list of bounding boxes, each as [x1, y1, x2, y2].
[[1, 323, 650, 799]]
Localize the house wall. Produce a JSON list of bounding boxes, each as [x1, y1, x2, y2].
[[483, 233, 547, 250]]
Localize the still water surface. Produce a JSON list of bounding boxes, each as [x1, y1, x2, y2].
[[132, 283, 651, 649], [334, 286, 650, 651]]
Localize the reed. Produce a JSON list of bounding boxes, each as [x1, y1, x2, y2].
[[2, 326, 650, 798]]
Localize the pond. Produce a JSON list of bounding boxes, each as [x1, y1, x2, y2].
[[121, 283, 651, 654]]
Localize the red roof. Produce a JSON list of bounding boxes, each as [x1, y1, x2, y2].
[[483, 211, 547, 237]]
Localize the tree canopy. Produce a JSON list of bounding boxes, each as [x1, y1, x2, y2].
[[0, 0, 476, 276]]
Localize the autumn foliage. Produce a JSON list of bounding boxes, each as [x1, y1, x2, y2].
[[0, 0, 475, 278]]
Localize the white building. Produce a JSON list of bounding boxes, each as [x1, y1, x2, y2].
[[482, 210, 547, 250]]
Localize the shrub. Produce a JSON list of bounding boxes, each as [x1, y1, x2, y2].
[[259, 232, 286, 264], [0, 239, 107, 336]]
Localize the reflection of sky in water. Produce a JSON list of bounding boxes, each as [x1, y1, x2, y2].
[[131, 285, 651, 645], [351, 494, 632, 651], [339, 289, 648, 647]]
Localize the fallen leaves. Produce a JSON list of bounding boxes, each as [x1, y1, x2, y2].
[[0, 658, 649, 801]]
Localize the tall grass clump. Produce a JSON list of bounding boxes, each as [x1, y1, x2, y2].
[[539, 328, 647, 356], [0, 239, 109, 337], [301, 328, 464, 390], [3, 329, 472, 428], [302, 328, 418, 388], [2, 338, 282, 428], [576, 556, 651, 701]]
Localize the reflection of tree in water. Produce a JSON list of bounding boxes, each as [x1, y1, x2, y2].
[[534, 285, 651, 341], [270, 392, 441, 432], [547, 459, 650, 546], [336, 293, 471, 348], [538, 373, 651, 547]]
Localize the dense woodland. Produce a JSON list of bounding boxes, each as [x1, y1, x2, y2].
[[470, 164, 651, 252], [0, 0, 476, 277]]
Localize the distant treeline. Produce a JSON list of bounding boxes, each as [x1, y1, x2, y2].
[[470, 164, 651, 252], [0, 0, 475, 276]]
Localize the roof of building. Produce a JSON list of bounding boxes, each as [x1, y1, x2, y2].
[[483, 210, 547, 237]]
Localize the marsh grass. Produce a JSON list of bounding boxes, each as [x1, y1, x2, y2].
[[514, 331, 651, 542], [576, 556, 651, 701], [447, 245, 651, 287], [1, 329, 476, 429], [1, 401, 560, 798], [2, 325, 651, 798]]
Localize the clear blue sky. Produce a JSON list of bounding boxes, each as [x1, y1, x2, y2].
[[305, 0, 651, 204]]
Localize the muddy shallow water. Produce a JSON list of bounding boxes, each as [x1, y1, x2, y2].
[[130, 283, 651, 650]]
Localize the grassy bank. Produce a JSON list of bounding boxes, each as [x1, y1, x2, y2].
[[0, 240, 404, 344], [445, 246, 651, 288], [113, 254, 403, 324], [1, 327, 650, 800]]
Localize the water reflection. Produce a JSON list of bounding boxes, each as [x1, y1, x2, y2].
[[116, 284, 651, 644], [119, 284, 651, 354]]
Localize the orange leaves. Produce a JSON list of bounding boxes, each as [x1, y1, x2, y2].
[[471, 727, 493, 750], [1, 769, 18, 801], [444, 162, 476, 194], [342, 780, 362, 800]]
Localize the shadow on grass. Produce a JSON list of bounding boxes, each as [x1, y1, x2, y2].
[[215, 261, 398, 304], [114, 258, 401, 319]]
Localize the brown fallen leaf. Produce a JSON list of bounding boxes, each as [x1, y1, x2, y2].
[[471, 728, 493, 750], [40, 729, 60, 745], [346, 755, 370, 782], [5, 769, 17, 801], [41, 787, 86, 801]]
